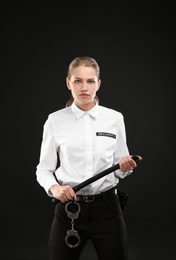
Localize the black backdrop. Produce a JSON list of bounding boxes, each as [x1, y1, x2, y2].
[[1, 2, 175, 260]]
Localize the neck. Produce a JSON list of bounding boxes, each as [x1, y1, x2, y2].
[[74, 100, 96, 111]]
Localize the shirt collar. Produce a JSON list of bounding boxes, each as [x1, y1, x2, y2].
[[71, 101, 98, 119]]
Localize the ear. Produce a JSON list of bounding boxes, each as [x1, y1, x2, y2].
[[66, 77, 71, 90], [97, 79, 101, 91]]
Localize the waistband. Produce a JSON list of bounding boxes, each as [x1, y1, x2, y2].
[[75, 186, 117, 202]]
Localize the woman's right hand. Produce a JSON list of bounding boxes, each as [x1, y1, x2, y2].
[[49, 184, 76, 203]]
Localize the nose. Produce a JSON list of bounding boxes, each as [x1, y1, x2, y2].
[[81, 83, 88, 91]]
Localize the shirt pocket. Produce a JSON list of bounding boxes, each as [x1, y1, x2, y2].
[[95, 132, 116, 159]]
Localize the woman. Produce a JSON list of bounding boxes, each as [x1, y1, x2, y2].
[[36, 56, 142, 260]]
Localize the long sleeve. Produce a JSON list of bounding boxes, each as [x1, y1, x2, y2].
[[36, 115, 59, 195], [113, 114, 133, 179]]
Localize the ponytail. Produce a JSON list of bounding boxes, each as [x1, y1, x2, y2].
[[65, 96, 74, 107]]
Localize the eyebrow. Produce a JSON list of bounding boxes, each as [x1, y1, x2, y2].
[[74, 77, 95, 80]]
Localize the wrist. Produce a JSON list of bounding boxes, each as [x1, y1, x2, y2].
[[49, 184, 61, 195]]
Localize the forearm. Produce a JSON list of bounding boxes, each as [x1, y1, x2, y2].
[[36, 168, 59, 196]]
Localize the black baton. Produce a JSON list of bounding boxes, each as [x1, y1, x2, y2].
[[52, 155, 140, 204]]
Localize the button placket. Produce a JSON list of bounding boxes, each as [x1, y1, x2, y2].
[[84, 113, 93, 177]]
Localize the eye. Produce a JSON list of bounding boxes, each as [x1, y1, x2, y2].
[[74, 80, 81, 84], [88, 80, 95, 84]]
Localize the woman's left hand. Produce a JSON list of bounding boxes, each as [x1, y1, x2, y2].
[[118, 155, 143, 172]]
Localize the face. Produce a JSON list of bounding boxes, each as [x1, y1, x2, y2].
[[66, 65, 101, 111]]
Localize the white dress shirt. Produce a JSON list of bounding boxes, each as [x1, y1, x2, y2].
[[36, 102, 132, 196]]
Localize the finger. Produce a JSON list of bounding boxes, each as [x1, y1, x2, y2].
[[120, 157, 135, 171], [64, 188, 76, 201]]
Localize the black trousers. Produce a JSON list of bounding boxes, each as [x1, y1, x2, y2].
[[48, 189, 129, 260]]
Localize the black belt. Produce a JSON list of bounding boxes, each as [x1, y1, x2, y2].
[[75, 186, 117, 202]]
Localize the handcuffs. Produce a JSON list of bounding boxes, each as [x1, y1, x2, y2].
[[65, 200, 81, 248]]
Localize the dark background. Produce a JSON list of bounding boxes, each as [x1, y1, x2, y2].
[[1, 2, 175, 260]]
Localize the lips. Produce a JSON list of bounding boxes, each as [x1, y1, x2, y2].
[[80, 94, 89, 97]]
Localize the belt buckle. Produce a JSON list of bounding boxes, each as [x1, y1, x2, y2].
[[83, 195, 95, 202]]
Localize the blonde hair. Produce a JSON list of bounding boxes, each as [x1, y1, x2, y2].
[[66, 56, 100, 107]]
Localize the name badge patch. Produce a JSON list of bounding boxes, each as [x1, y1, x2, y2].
[[96, 132, 116, 139]]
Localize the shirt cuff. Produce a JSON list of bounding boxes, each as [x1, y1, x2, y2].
[[114, 169, 133, 179], [44, 179, 60, 197]]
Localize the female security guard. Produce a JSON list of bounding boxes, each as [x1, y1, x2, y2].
[[36, 56, 142, 260]]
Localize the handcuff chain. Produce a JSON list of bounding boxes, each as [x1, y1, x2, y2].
[[71, 218, 74, 230]]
